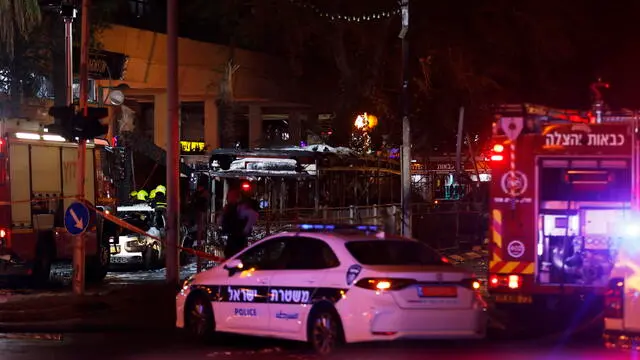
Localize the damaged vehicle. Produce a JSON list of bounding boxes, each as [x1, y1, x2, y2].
[[109, 204, 166, 270]]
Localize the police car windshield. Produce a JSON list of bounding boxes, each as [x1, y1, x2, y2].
[[345, 240, 449, 266]]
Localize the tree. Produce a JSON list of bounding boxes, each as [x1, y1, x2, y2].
[[0, 0, 118, 116], [0, 0, 41, 116], [0, 0, 40, 56]]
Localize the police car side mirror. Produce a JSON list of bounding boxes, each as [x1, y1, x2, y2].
[[223, 259, 243, 276]]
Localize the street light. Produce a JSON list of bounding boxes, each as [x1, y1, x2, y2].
[[399, 0, 411, 237]]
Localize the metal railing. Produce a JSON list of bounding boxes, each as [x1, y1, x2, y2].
[[202, 202, 488, 253]]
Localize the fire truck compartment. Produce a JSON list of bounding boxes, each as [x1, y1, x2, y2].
[[536, 158, 630, 287]]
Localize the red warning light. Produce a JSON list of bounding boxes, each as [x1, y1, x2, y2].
[[490, 154, 504, 161], [492, 144, 504, 153], [241, 182, 251, 191]]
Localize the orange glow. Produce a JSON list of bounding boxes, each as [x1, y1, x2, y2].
[[492, 144, 504, 153], [508, 275, 521, 289], [354, 113, 378, 131]]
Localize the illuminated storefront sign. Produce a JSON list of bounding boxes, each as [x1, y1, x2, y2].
[[180, 141, 206, 155]]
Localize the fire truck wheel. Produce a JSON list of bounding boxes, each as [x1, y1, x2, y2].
[[31, 235, 54, 287], [143, 243, 161, 270]]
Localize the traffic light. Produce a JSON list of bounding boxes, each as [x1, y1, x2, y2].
[[48, 106, 109, 141], [113, 147, 127, 181], [47, 105, 75, 140]]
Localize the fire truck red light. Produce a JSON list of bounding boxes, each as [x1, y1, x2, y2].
[[241, 183, 251, 191], [0, 229, 6, 238], [492, 144, 504, 153], [490, 155, 504, 161]]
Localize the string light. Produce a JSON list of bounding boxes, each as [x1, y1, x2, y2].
[[288, 0, 400, 23]]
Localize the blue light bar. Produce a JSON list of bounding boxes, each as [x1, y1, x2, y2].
[[296, 224, 378, 232], [356, 225, 379, 231]]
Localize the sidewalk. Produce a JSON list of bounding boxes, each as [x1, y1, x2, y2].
[[0, 283, 176, 332]]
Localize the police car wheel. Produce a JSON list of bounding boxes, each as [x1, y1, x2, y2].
[[308, 307, 342, 355], [186, 294, 215, 341]]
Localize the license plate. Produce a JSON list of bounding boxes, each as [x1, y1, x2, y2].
[[110, 245, 121, 254], [418, 286, 457, 298], [110, 256, 130, 264], [493, 294, 533, 304]]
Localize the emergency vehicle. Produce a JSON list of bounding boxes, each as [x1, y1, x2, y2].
[[0, 119, 115, 285], [176, 224, 487, 354], [487, 102, 636, 324]]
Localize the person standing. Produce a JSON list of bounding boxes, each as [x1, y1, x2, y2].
[[192, 184, 210, 271], [218, 188, 258, 259]]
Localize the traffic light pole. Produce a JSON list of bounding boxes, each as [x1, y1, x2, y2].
[[73, 0, 91, 296], [166, 0, 180, 286]]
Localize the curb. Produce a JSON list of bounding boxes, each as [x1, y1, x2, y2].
[[0, 333, 63, 341], [0, 317, 171, 333]]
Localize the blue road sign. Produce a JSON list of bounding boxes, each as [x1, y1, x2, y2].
[[64, 202, 90, 235]]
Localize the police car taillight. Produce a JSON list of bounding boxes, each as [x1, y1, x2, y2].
[[355, 278, 416, 291], [605, 278, 624, 319], [460, 278, 482, 291]]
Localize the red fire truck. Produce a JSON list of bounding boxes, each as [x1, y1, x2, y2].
[[487, 102, 637, 324], [0, 119, 115, 285]]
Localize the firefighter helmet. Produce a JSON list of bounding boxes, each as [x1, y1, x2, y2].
[[155, 185, 166, 195], [149, 189, 157, 199], [130, 190, 138, 198], [136, 190, 149, 201]]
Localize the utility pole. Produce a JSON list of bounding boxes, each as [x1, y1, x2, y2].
[[399, 0, 412, 237], [72, 0, 91, 296], [166, 0, 180, 286]]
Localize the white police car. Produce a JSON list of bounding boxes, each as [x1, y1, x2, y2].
[[176, 224, 487, 354]]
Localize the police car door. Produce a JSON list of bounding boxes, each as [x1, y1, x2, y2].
[[268, 237, 341, 334], [220, 238, 288, 332]]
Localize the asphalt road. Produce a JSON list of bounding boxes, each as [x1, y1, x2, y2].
[[0, 332, 630, 360]]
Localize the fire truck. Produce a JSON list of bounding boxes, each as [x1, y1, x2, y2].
[[0, 119, 115, 285], [487, 100, 637, 326]]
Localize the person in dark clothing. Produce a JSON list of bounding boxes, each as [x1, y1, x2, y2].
[[218, 189, 259, 259]]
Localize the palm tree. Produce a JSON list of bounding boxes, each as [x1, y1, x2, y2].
[[0, 0, 41, 117], [0, 0, 41, 57]]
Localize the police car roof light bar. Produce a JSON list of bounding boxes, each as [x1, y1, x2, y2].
[[295, 223, 380, 232]]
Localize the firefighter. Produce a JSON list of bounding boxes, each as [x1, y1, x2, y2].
[[154, 185, 167, 209], [149, 189, 158, 203], [129, 190, 138, 204], [135, 189, 149, 204]]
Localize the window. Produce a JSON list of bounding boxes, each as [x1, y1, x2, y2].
[[345, 240, 448, 266], [120, 215, 151, 234], [238, 239, 287, 270], [129, 0, 149, 18], [283, 237, 340, 270]]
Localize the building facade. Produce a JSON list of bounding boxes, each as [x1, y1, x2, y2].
[[95, 24, 313, 153]]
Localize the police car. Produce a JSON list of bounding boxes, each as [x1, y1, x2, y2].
[[176, 224, 487, 354]]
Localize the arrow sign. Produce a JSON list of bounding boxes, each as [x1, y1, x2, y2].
[[500, 117, 524, 141], [64, 202, 90, 235], [69, 209, 84, 229]]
